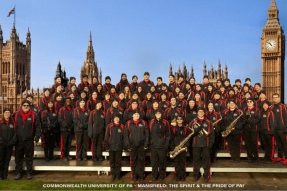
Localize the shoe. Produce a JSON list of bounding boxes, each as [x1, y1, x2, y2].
[[83, 158, 87, 161], [98, 157, 104, 161], [138, 177, 144, 181], [159, 176, 165, 180], [152, 176, 158, 181], [64, 157, 69, 162], [272, 157, 283, 162], [115, 175, 121, 180], [194, 175, 201, 181], [14, 174, 21, 180], [45, 158, 50, 162], [67, 156, 73, 160], [27, 173, 33, 180], [111, 175, 116, 181], [204, 177, 210, 182], [132, 176, 138, 181]]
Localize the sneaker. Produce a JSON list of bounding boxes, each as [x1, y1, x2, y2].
[[14, 174, 21, 180], [27, 173, 33, 180], [98, 157, 104, 161]]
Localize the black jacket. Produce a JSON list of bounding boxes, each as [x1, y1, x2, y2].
[[170, 125, 190, 150], [41, 110, 58, 134], [270, 103, 287, 131], [58, 106, 74, 132], [88, 109, 105, 138], [191, 118, 214, 148], [222, 109, 244, 135], [0, 120, 16, 146], [149, 118, 170, 150], [73, 108, 89, 132], [243, 107, 260, 131], [104, 123, 124, 151], [124, 119, 149, 149], [260, 110, 275, 135], [14, 110, 41, 142]]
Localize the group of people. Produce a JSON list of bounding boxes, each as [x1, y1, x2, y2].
[[0, 71, 287, 182]]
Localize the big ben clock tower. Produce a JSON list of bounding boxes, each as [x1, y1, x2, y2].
[[262, 0, 285, 102]]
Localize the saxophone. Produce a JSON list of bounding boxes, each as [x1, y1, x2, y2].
[[169, 123, 196, 159], [221, 111, 243, 138]]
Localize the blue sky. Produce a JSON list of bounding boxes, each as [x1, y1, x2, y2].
[[0, 0, 286, 89]]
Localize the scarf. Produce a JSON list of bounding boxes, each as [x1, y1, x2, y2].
[[20, 109, 33, 125]]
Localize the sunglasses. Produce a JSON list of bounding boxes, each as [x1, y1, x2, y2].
[[22, 104, 30, 107]]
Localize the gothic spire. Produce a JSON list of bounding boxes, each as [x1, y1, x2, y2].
[[268, 0, 279, 20], [86, 32, 95, 63]]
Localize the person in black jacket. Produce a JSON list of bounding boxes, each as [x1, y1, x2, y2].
[[58, 97, 74, 161], [124, 111, 149, 181], [149, 111, 170, 180], [104, 115, 124, 181], [170, 115, 190, 181], [0, 108, 16, 180], [88, 102, 105, 161], [242, 98, 260, 163], [73, 99, 89, 161], [270, 93, 287, 164], [41, 100, 58, 161], [222, 100, 244, 162], [260, 101, 275, 162], [14, 100, 41, 180], [190, 107, 214, 182]]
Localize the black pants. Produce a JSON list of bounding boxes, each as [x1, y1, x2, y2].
[[226, 133, 241, 161], [261, 133, 273, 160], [15, 140, 34, 175], [0, 145, 13, 179], [174, 151, 186, 179], [109, 150, 122, 178], [243, 129, 258, 161], [130, 146, 145, 179], [192, 147, 210, 179], [274, 130, 287, 158], [60, 131, 73, 159], [43, 132, 55, 160], [75, 131, 89, 160], [91, 134, 104, 159], [211, 131, 222, 162], [151, 149, 167, 179]]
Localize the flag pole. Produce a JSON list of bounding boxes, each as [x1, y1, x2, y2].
[[14, 6, 16, 27]]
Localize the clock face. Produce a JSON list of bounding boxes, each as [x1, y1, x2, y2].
[[266, 39, 276, 51]]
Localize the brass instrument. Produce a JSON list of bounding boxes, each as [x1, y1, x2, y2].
[[200, 115, 223, 136], [212, 115, 222, 127], [169, 123, 198, 159], [221, 111, 243, 138]]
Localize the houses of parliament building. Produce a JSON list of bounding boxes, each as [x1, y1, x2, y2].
[[0, 0, 285, 114]]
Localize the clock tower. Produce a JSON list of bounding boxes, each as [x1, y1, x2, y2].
[[261, 0, 285, 102]]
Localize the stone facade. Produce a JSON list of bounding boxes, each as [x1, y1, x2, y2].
[[261, 0, 285, 102]]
